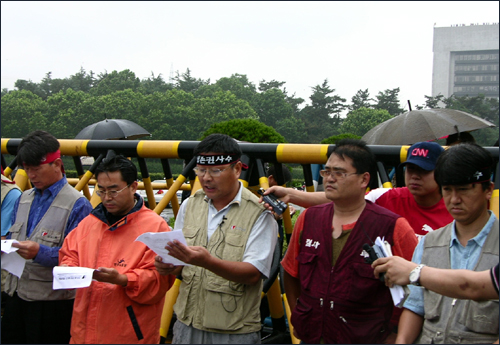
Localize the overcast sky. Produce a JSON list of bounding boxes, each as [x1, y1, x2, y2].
[[2, 1, 499, 111]]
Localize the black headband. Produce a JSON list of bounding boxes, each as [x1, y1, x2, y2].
[[196, 154, 239, 166], [440, 167, 492, 186]]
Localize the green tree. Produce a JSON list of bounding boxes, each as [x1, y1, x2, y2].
[[173, 68, 210, 93], [374, 87, 405, 116], [140, 89, 196, 140], [258, 79, 286, 92], [139, 72, 173, 94], [421, 94, 445, 109], [14, 79, 45, 99], [443, 94, 499, 145], [274, 116, 306, 143], [91, 69, 141, 96], [252, 88, 292, 127], [192, 91, 258, 138], [45, 89, 96, 138], [258, 79, 305, 115], [321, 133, 362, 144], [92, 89, 149, 123], [340, 107, 392, 137], [299, 79, 347, 143], [349, 89, 373, 111], [67, 67, 97, 93], [215, 74, 257, 104], [193, 84, 223, 99], [0, 90, 49, 138], [201, 118, 285, 143]]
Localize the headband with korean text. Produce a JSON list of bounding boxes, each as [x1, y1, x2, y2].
[[196, 154, 248, 169]]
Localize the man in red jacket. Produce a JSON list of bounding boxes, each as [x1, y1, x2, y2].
[[59, 153, 174, 344]]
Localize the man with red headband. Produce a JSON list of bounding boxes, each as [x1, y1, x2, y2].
[[396, 143, 498, 344], [2, 130, 93, 344], [154, 133, 278, 344]]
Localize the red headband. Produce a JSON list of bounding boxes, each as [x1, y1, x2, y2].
[[35, 149, 65, 174], [40, 149, 61, 165]]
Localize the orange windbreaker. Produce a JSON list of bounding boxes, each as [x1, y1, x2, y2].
[[59, 201, 175, 344]]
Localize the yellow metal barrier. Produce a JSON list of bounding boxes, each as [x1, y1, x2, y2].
[[2, 138, 498, 343]]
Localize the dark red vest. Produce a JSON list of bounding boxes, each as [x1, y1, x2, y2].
[[291, 201, 398, 344]]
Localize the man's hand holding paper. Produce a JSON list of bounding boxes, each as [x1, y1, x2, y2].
[[135, 230, 191, 266]]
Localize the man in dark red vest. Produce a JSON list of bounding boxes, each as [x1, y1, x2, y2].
[[281, 139, 417, 344]]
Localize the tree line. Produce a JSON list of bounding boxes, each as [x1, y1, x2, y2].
[[1, 68, 498, 145]]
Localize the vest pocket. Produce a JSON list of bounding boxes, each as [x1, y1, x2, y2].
[[458, 299, 499, 334], [290, 297, 313, 340], [28, 264, 54, 282], [221, 231, 246, 262], [33, 228, 62, 247], [182, 226, 200, 246], [296, 252, 318, 291], [202, 280, 245, 331], [7, 223, 22, 238], [423, 291, 443, 320], [348, 263, 386, 303]]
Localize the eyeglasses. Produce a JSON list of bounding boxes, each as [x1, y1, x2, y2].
[[193, 165, 234, 178], [96, 184, 130, 198], [319, 170, 359, 180]]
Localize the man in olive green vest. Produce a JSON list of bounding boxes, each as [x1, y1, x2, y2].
[[397, 143, 498, 344], [155, 134, 278, 344]]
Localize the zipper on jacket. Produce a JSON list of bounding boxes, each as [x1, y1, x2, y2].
[[320, 298, 323, 307]]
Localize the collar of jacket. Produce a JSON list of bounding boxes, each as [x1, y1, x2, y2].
[[91, 194, 144, 231]]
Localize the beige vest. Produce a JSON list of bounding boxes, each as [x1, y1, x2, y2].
[[174, 187, 265, 334], [1, 175, 21, 205], [5, 183, 84, 301], [417, 217, 499, 344]]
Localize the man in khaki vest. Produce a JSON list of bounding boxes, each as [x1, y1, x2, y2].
[[2, 130, 93, 344], [396, 143, 498, 344], [155, 134, 278, 344]]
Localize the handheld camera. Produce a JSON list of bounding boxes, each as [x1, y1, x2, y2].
[[363, 243, 386, 282], [258, 188, 288, 216]]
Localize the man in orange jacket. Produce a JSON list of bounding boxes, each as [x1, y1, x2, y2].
[[59, 153, 174, 344]]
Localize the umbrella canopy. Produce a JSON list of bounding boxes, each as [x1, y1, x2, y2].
[[75, 119, 151, 140], [361, 109, 496, 145]]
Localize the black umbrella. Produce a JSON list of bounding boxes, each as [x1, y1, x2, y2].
[[361, 109, 496, 145], [75, 119, 151, 140]]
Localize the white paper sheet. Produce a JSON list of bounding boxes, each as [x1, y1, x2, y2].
[[1, 251, 26, 278], [53, 266, 95, 290], [1, 239, 20, 253], [135, 231, 190, 266], [375, 236, 406, 307]]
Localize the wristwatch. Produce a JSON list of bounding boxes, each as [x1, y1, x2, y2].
[[409, 264, 426, 286]]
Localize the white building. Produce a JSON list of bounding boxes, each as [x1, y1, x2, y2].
[[432, 23, 499, 99]]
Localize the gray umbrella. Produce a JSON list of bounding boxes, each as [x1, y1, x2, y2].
[[361, 109, 496, 145], [75, 119, 151, 140]]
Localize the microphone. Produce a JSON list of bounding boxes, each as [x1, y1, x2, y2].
[[219, 216, 227, 227]]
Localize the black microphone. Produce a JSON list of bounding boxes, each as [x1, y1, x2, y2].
[[219, 216, 227, 227]]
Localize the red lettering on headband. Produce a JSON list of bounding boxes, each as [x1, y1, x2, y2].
[[40, 150, 61, 165], [411, 148, 428, 157]]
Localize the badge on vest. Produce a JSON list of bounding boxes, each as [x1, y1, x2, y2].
[[305, 238, 320, 249]]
